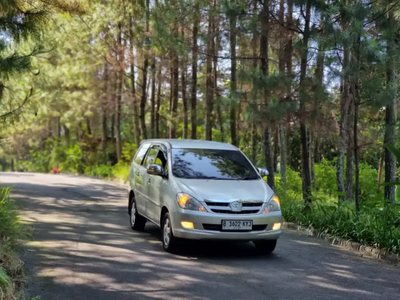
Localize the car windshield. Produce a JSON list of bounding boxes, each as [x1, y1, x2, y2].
[[171, 148, 260, 180]]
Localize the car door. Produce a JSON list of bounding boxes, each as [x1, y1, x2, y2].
[[131, 142, 151, 216], [141, 145, 160, 219], [145, 147, 168, 224]]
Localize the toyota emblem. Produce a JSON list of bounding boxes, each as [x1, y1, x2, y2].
[[230, 201, 242, 212]]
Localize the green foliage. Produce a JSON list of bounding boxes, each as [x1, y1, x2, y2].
[[0, 267, 11, 289], [314, 159, 337, 195], [111, 162, 130, 181], [60, 144, 84, 174], [276, 162, 399, 255], [282, 197, 400, 255], [0, 188, 27, 299], [84, 164, 112, 178], [0, 189, 24, 243]]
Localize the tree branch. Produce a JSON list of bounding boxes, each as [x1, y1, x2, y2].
[[0, 88, 32, 119]]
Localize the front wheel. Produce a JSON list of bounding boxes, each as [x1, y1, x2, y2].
[[161, 213, 178, 253], [130, 198, 146, 231], [254, 240, 277, 255]]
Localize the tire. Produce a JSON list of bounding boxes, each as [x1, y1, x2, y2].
[[129, 198, 146, 231], [254, 240, 277, 255], [161, 212, 178, 253]]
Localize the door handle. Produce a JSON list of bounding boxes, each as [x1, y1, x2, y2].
[[136, 171, 140, 176], [148, 178, 151, 184]]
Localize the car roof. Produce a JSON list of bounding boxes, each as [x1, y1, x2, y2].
[[141, 139, 239, 150]]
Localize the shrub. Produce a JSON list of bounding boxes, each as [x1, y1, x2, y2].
[[60, 144, 84, 174], [0, 188, 27, 299], [111, 162, 130, 181]]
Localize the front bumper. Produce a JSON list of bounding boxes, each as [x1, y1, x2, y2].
[[170, 209, 282, 241]]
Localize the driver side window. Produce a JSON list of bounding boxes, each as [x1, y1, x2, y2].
[[143, 148, 158, 168]]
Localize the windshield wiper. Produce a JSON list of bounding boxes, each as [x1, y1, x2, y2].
[[184, 176, 220, 179], [236, 176, 258, 180]]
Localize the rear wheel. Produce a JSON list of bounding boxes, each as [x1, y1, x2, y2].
[[130, 198, 146, 231], [254, 240, 277, 255], [162, 213, 178, 253]]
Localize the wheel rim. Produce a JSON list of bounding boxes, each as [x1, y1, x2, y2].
[[130, 203, 136, 226], [163, 218, 171, 247]]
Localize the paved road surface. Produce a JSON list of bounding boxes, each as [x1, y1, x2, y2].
[[1, 172, 400, 300]]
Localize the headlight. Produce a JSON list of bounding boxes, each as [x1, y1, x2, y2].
[[262, 195, 281, 213], [177, 193, 207, 212]]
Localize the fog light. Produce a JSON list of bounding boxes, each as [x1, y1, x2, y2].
[[181, 221, 194, 229], [272, 223, 281, 230]]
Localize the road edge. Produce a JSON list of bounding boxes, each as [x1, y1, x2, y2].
[[283, 222, 400, 267]]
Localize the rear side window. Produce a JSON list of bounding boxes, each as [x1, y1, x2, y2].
[[134, 143, 150, 165]]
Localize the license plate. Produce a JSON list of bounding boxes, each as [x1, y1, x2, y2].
[[222, 220, 253, 231]]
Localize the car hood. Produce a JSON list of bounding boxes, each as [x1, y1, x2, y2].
[[176, 178, 274, 202]]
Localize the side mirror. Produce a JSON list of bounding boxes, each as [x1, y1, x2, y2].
[[147, 164, 164, 176], [257, 168, 269, 177]]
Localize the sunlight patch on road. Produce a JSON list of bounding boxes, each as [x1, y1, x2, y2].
[[293, 240, 322, 246], [39, 267, 114, 285], [309, 281, 375, 295], [330, 271, 356, 279], [323, 263, 352, 269], [307, 275, 374, 295]]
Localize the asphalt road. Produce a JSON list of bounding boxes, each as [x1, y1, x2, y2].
[[2, 172, 400, 300]]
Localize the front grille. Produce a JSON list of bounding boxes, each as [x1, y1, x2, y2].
[[202, 224, 267, 232], [211, 209, 260, 214], [204, 200, 263, 214]]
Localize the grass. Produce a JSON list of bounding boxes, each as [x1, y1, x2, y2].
[[281, 197, 400, 254], [275, 164, 400, 255], [0, 188, 28, 300]]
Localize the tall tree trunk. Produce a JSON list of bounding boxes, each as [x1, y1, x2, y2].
[[337, 8, 351, 201], [278, 0, 287, 188], [170, 50, 179, 138], [384, 10, 397, 203], [205, 0, 214, 141], [102, 64, 108, 154], [214, 21, 224, 142], [156, 60, 162, 138], [111, 114, 115, 143], [56, 116, 61, 138], [274, 127, 279, 172], [129, 17, 140, 145], [63, 125, 70, 145], [191, 4, 199, 139], [299, 0, 312, 206], [140, 55, 148, 139], [229, 8, 237, 146], [182, 63, 188, 139], [284, 0, 293, 171], [140, 0, 150, 140], [115, 23, 123, 162], [309, 130, 316, 188], [150, 58, 156, 138], [352, 34, 362, 212], [260, 0, 274, 189], [101, 110, 107, 153], [311, 35, 325, 189], [86, 117, 92, 135], [345, 102, 354, 200], [181, 30, 188, 139], [378, 149, 384, 193], [250, 0, 258, 164], [251, 122, 256, 163], [354, 92, 360, 211]]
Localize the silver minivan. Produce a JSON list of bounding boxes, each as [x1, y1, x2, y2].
[[128, 139, 282, 253]]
